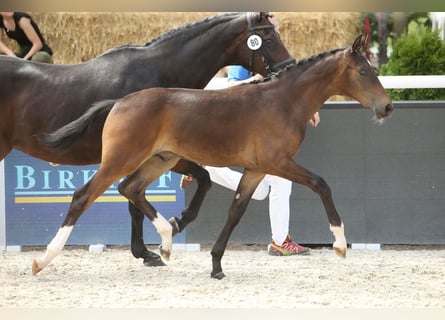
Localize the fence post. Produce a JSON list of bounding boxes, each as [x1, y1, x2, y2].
[[0, 160, 5, 251]]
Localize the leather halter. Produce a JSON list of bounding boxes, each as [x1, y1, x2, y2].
[[246, 13, 295, 75]]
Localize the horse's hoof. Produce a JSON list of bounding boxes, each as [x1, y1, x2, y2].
[[168, 217, 181, 237], [334, 247, 347, 258], [143, 256, 166, 267], [32, 259, 41, 275], [211, 271, 225, 280], [159, 246, 171, 261]]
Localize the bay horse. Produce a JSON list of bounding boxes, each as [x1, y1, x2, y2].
[[37, 33, 393, 278], [0, 12, 294, 266]]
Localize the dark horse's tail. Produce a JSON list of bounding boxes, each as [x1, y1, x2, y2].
[[42, 99, 117, 150]]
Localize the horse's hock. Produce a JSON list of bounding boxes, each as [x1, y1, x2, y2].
[[6, 12, 360, 64]]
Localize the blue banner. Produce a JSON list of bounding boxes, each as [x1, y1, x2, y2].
[[5, 150, 185, 245]]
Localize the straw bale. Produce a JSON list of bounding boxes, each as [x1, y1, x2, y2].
[[29, 12, 216, 64], [276, 12, 360, 60]]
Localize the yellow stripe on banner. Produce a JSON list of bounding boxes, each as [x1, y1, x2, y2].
[[15, 195, 176, 204]]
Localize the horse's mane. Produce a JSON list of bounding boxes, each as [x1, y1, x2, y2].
[[251, 47, 347, 85], [143, 12, 241, 47], [99, 12, 242, 56], [291, 47, 346, 72]]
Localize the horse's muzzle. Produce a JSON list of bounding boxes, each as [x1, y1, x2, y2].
[[376, 103, 394, 119]]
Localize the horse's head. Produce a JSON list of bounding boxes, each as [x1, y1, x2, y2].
[[343, 34, 394, 121], [233, 12, 295, 76]]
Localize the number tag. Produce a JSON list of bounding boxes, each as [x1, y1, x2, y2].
[[247, 35, 262, 50]]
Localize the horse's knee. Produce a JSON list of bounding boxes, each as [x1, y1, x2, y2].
[[310, 175, 331, 197], [117, 182, 130, 199], [118, 182, 143, 205], [195, 167, 212, 191]]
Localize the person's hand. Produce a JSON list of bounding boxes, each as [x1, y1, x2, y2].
[[251, 73, 264, 81], [0, 45, 17, 57], [308, 112, 320, 127]]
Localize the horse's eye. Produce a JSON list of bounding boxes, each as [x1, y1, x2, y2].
[[264, 39, 273, 47], [359, 69, 367, 76]]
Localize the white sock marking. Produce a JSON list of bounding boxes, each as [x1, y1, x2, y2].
[[152, 212, 173, 253], [329, 222, 347, 249], [34, 225, 73, 271]]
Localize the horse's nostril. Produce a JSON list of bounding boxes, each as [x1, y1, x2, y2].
[[385, 103, 394, 114]]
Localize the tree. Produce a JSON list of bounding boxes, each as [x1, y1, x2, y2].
[[360, 12, 431, 67]]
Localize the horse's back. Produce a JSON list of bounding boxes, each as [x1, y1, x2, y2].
[[106, 85, 265, 159]]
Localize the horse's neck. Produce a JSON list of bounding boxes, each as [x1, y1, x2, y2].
[[154, 42, 226, 84], [298, 55, 344, 101], [277, 55, 346, 118], [138, 17, 244, 88]]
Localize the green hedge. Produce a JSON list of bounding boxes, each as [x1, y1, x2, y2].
[[380, 25, 445, 100]]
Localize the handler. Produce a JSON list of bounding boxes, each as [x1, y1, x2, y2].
[[0, 12, 53, 63]]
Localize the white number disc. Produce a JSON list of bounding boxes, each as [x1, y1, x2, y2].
[[247, 35, 262, 50]]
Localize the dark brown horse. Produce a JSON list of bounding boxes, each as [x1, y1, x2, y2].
[[37, 34, 393, 277], [0, 12, 294, 266]]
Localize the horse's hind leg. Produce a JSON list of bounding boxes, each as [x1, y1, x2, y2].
[[32, 170, 120, 274], [118, 154, 180, 261], [169, 160, 212, 235], [128, 202, 165, 266], [211, 169, 265, 279], [0, 136, 12, 160], [128, 159, 210, 267]]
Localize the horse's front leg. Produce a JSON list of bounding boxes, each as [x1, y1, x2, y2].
[[211, 169, 265, 279], [128, 202, 165, 266], [33, 171, 119, 274], [273, 158, 347, 258], [169, 160, 212, 235]]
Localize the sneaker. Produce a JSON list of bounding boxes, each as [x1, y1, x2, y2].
[[180, 175, 194, 189], [267, 235, 311, 256]]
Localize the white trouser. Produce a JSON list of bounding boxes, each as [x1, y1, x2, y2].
[[204, 166, 292, 246]]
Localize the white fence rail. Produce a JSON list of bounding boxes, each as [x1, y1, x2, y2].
[[206, 75, 445, 90], [379, 75, 445, 89]]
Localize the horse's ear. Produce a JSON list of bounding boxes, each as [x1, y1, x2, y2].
[[259, 12, 273, 21], [352, 33, 368, 53]]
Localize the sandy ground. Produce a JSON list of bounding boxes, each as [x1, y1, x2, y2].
[[1, 245, 444, 309]]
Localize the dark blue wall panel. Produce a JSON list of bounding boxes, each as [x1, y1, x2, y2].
[[5, 150, 185, 246]]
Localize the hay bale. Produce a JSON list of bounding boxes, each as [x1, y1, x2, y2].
[[276, 12, 360, 59], [32, 12, 217, 64]]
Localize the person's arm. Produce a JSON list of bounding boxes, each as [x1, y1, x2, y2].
[[226, 73, 263, 87], [0, 31, 16, 57], [17, 16, 43, 60]]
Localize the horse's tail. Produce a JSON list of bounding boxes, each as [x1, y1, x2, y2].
[[42, 99, 117, 150]]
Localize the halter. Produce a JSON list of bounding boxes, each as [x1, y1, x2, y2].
[[246, 13, 295, 75]]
